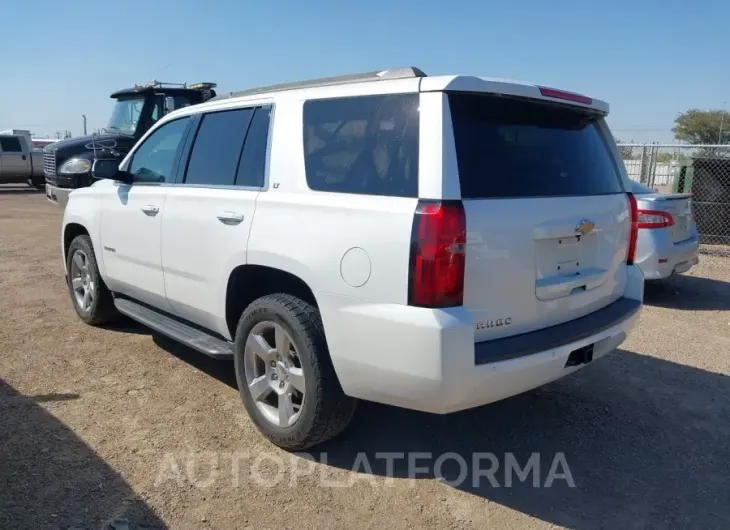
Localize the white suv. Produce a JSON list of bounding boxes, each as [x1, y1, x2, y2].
[[61, 67, 644, 449]]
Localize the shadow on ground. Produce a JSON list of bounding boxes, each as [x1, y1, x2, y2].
[[113, 318, 730, 528], [153, 334, 237, 389], [0, 186, 42, 195], [644, 273, 730, 310], [0, 378, 167, 529], [312, 350, 730, 528], [103, 316, 236, 389], [99, 317, 155, 336]]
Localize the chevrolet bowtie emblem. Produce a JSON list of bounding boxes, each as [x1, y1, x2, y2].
[[575, 219, 595, 235]]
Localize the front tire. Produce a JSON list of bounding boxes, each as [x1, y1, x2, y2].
[[28, 176, 45, 191], [66, 235, 118, 325], [234, 294, 356, 450]]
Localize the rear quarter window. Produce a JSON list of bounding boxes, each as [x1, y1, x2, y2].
[[303, 94, 419, 198], [449, 94, 623, 199]]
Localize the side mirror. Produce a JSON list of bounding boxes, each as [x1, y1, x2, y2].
[[91, 159, 133, 184], [164, 96, 176, 114]]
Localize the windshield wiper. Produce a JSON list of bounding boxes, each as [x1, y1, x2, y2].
[[103, 126, 132, 135]]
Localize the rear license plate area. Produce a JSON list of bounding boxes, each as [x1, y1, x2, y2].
[[565, 343, 594, 367]]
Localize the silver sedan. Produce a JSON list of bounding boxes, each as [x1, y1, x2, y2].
[[631, 181, 699, 280]]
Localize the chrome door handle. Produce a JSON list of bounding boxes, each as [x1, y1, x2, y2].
[[217, 211, 244, 225], [141, 205, 160, 216]]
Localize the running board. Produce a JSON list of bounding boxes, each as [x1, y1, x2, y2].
[[114, 298, 234, 359]]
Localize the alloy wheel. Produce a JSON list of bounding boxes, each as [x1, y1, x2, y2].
[[243, 321, 306, 427], [70, 249, 94, 312]]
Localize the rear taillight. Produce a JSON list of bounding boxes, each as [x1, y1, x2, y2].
[[626, 193, 639, 265], [637, 210, 675, 229], [408, 200, 466, 308]]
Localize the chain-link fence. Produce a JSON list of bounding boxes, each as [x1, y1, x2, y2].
[[617, 143, 730, 256]]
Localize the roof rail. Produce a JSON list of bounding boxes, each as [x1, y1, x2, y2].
[[212, 67, 427, 101]]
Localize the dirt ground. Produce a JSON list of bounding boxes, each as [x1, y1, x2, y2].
[[1, 187, 729, 530]]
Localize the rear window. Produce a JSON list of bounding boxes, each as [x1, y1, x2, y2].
[[0, 137, 22, 152], [303, 94, 419, 198], [185, 108, 253, 186], [449, 94, 623, 199]]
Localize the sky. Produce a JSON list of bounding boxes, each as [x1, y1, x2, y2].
[[1, 0, 728, 143]]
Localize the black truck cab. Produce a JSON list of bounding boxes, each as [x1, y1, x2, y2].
[[44, 81, 216, 206]]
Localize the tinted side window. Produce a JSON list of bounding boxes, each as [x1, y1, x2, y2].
[[185, 109, 254, 186], [235, 106, 271, 188], [151, 101, 162, 124], [303, 94, 419, 198], [129, 117, 190, 183], [0, 137, 22, 152], [449, 94, 622, 198]]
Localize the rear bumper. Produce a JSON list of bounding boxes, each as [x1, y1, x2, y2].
[[635, 229, 700, 280], [45, 184, 71, 208], [320, 266, 643, 414]]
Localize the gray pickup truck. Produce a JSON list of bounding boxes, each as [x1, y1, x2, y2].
[[0, 133, 45, 189]]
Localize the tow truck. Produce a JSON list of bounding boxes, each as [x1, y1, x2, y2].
[[44, 80, 217, 206]]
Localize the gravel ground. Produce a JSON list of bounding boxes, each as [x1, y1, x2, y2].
[[1, 188, 728, 529]]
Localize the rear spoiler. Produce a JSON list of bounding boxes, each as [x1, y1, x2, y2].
[[420, 76, 609, 115], [639, 193, 693, 202]]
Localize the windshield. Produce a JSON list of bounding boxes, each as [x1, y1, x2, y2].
[[107, 97, 146, 135]]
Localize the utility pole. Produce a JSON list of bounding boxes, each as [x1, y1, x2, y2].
[[719, 102, 727, 144], [82, 114, 87, 135]]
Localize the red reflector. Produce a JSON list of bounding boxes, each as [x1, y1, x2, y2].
[[637, 209, 675, 229], [627, 193, 639, 265], [539, 87, 593, 105], [408, 200, 466, 308], [658, 258, 668, 264]]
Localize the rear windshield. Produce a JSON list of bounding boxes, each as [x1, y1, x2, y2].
[[449, 94, 623, 199]]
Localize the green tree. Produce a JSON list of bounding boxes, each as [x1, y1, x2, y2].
[[672, 109, 730, 145]]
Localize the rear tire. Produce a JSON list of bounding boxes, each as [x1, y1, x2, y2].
[[66, 235, 118, 325], [234, 294, 357, 450], [28, 175, 45, 191]]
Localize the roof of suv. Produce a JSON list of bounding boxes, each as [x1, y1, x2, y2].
[[163, 66, 609, 122]]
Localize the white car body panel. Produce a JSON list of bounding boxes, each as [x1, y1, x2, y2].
[[247, 97, 418, 307], [460, 195, 629, 342], [419, 93, 634, 344], [61, 184, 105, 276], [62, 72, 643, 414], [318, 287, 641, 413], [161, 186, 260, 337], [96, 183, 172, 312]]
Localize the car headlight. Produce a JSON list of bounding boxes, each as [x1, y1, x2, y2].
[[59, 158, 91, 174]]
